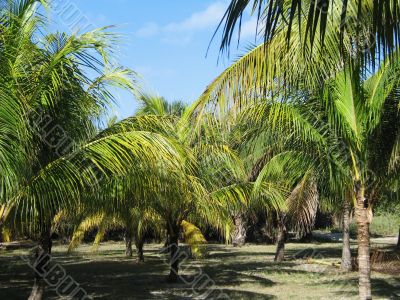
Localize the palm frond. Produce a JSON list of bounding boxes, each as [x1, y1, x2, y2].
[[216, 0, 398, 62], [14, 130, 187, 224], [181, 220, 207, 258], [68, 213, 106, 252], [287, 172, 319, 237]]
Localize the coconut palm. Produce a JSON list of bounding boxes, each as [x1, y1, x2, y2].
[[108, 94, 287, 281], [21, 124, 186, 300], [232, 100, 346, 260], [197, 39, 400, 298], [0, 2, 191, 299], [130, 95, 246, 280], [202, 0, 400, 296], [330, 67, 399, 299]]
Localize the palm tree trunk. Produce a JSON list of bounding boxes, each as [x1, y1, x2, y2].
[[28, 224, 52, 300], [274, 218, 286, 262], [231, 214, 246, 247], [124, 228, 133, 257], [135, 238, 144, 263], [125, 236, 133, 257], [355, 182, 371, 300], [167, 223, 180, 283], [341, 197, 352, 271]]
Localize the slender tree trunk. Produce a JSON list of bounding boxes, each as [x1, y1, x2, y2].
[[397, 226, 400, 249], [231, 214, 247, 247], [355, 182, 372, 300], [160, 236, 169, 254], [28, 223, 52, 300], [274, 217, 286, 262], [125, 235, 133, 257], [135, 238, 144, 263], [124, 226, 133, 257], [341, 197, 352, 271], [167, 223, 180, 283]]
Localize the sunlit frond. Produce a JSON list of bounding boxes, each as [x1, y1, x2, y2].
[[287, 172, 319, 237], [181, 220, 207, 258]]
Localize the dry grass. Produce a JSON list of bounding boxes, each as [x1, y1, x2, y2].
[[0, 241, 399, 299]]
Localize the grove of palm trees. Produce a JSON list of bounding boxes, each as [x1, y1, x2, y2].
[[0, 1, 399, 300]]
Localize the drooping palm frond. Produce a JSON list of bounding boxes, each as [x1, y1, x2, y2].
[[286, 172, 319, 237], [0, 205, 10, 225], [0, 0, 44, 201], [0, 204, 14, 242], [251, 181, 288, 212], [70, 212, 123, 253], [194, 13, 348, 130], [194, 143, 247, 188], [216, 0, 398, 61], [68, 212, 107, 252], [98, 115, 178, 139], [181, 220, 207, 258], [32, 29, 125, 112], [13, 130, 188, 225], [388, 133, 400, 176], [198, 1, 400, 140], [0, 87, 29, 198], [67, 196, 164, 253]]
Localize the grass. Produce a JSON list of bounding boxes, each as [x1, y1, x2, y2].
[[328, 213, 400, 239], [370, 214, 400, 237], [0, 240, 399, 299]]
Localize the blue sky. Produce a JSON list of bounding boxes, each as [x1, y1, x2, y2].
[[50, 0, 258, 119]]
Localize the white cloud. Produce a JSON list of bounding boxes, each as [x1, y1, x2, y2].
[[161, 35, 193, 46], [134, 1, 258, 46], [164, 2, 226, 32], [135, 1, 228, 42], [135, 22, 159, 38]]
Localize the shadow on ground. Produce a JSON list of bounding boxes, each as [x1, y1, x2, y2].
[[0, 242, 399, 299]]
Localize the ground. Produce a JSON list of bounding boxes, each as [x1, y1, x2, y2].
[[0, 237, 399, 299]]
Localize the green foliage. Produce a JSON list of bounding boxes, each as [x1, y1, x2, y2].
[[217, 0, 397, 67], [0, 5, 399, 298]]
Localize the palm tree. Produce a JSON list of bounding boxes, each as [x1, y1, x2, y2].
[[202, 0, 400, 296], [112, 94, 287, 281], [131, 95, 244, 280], [65, 166, 166, 263], [322, 67, 399, 298], [0, 2, 190, 299], [234, 101, 343, 260], [196, 40, 400, 298]]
